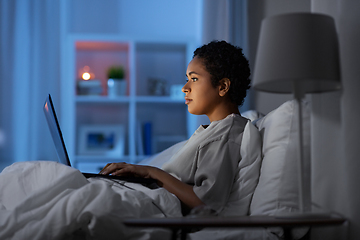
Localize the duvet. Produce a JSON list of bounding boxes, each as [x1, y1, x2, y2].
[[0, 161, 181, 240], [0, 161, 279, 240]]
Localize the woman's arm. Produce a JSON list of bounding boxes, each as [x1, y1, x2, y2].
[[99, 163, 204, 209]]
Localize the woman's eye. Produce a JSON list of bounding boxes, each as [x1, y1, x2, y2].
[[185, 78, 198, 83]]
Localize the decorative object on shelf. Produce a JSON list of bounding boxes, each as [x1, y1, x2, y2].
[[170, 84, 185, 100], [252, 13, 341, 216], [148, 78, 167, 96], [107, 65, 126, 97], [78, 125, 125, 157], [77, 80, 103, 95], [136, 121, 144, 156], [77, 66, 102, 95], [79, 65, 95, 80]]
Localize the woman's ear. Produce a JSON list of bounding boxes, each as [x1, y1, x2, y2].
[[218, 78, 231, 97]]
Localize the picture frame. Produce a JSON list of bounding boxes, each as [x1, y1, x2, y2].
[[78, 125, 125, 157]]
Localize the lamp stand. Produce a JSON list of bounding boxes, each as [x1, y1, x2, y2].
[[276, 83, 330, 219], [293, 82, 311, 213]]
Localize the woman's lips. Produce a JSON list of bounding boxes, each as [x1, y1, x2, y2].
[[185, 98, 192, 104]]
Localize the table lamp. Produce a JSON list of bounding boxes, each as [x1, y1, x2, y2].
[[252, 13, 341, 214]]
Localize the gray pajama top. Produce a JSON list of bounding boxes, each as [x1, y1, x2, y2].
[[162, 114, 258, 213]]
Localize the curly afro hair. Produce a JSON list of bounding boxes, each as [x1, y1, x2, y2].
[[193, 40, 251, 106]]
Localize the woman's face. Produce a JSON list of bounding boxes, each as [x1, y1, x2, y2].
[[183, 57, 222, 118]]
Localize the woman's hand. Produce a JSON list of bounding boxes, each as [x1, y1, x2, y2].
[[99, 162, 154, 179], [100, 162, 205, 210]]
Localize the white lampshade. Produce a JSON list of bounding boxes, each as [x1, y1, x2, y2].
[[252, 13, 341, 94]]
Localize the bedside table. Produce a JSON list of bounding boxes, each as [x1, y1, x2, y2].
[[123, 215, 346, 240]]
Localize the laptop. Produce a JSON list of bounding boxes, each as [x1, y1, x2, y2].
[[43, 94, 155, 184]]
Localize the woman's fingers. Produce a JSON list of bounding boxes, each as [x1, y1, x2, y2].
[[99, 163, 112, 174], [99, 163, 153, 179], [99, 162, 127, 175]]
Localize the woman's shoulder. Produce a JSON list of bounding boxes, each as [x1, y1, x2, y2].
[[225, 114, 249, 142], [217, 114, 249, 134]]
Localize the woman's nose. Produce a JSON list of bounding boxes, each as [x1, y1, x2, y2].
[[182, 82, 190, 93]]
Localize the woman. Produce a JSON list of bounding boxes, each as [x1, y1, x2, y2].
[[100, 40, 260, 215]]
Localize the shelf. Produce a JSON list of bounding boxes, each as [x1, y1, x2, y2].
[[76, 95, 130, 103], [76, 95, 185, 104], [135, 96, 184, 103], [64, 37, 196, 171], [76, 41, 129, 51]]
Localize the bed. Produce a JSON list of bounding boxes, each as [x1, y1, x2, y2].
[[0, 100, 311, 240]]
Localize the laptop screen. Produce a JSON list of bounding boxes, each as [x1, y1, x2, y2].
[[43, 94, 72, 167]]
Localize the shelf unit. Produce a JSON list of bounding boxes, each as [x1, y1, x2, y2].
[[60, 35, 198, 173]]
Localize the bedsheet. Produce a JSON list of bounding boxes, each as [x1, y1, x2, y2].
[[0, 161, 279, 240], [0, 161, 180, 240]]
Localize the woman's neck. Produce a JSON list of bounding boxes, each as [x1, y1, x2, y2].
[[207, 103, 240, 122]]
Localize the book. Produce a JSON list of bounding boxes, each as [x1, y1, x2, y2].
[[143, 122, 152, 155], [136, 121, 144, 155]]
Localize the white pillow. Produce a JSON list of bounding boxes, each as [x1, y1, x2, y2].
[[250, 100, 310, 216], [138, 140, 186, 168]]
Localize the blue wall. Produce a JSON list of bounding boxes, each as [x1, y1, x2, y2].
[[66, 0, 202, 42]]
